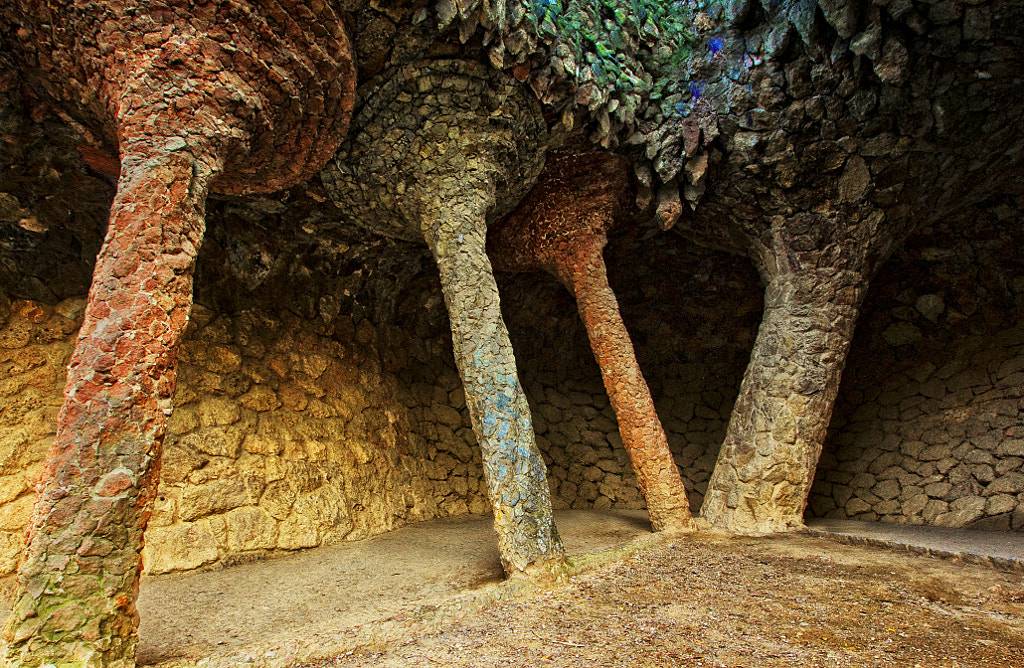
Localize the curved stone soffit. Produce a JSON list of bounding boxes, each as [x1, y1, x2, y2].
[[321, 59, 549, 241], [0, 0, 356, 195]]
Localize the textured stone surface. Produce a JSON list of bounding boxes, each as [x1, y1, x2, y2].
[[0, 302, 500, 580], [0, 1, 356, 665], [668, 0, 1024, 533], [324, 59, 563, 573], [703, 267, 866, 533], [810, 217, 1024, 532], [489, 153, 693, 532], [0, 0, 355, 196], [0, 5, 1020, 662], [3, 142, 215, 668]]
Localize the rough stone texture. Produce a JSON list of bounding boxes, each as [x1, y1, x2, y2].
[[498, 232, 760, 515], [664, 0, 1024, 533], [489, 153, 693, 532], [703, 268, 866, 533], [1, 2, 355, 665], [3, 142, 215, 668], [0, 302, 495, 581], [323, 59, 564, 573], [810, 214, 1024, 533], [1, 0, 355, 196], [0, 0, 1020, 646]]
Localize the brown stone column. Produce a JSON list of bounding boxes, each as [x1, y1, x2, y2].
[[701, 267, 866, 533], [3, 140, 215, 667], [488, 153, 693, 532], [567, 243, 694, 531]]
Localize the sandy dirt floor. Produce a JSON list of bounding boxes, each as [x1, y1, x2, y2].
[[4, 510, 1023, 667], [135, 510, 654, 667], [304, 530, 1024, 668]]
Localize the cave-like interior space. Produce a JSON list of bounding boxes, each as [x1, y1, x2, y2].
[[1, 0, 1022, 588]]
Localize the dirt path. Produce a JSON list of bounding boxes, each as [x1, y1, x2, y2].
[[136, 510, 652, 666], [311, 532, 1024, 668], [4, 510, 1022, 667]]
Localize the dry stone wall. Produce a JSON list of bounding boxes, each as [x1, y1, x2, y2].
[[809, 209, 1024, 531], [2, 206, 1022, 583], [0, 296, 491, 579], [499, 229, 760, 514]]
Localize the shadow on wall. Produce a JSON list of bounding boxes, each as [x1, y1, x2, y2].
[[0, 297, 495, 579], [810, 198, 1024, 531], [499, 223, 764, 513]]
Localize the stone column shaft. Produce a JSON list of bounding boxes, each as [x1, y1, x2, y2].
[[567, 244, 694, 532], [424, 194, 564, 575], [701, 270, 865, 533], [3, 143, 211, 668]]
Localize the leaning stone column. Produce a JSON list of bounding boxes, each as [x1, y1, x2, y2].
[[702, 260, 867, 534], [4, 141, 217, 668], [488, 153, 694, 532], [1, 3, 354, 665], [323, 60, 564, 573]]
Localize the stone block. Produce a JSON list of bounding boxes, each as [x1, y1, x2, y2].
[[195, 397, 242, 427], [578, 481, 598, 501], [144, 521, 220, 574], [849, 472, 876, 490], [808, 493, 836, 517], [868, 452, 902, 475], [922, 499, 948, 523], [987, 494, 1017, 516], [239, 385, 280, 412], [845, 497, 871, 515], [1013, 505, 1024, 530], [149, 491, 178, 528], [996, 457, 1023, 475], [902, 493, 929, 517], [180, 478, 249, 522], [278, 512, 320, 550], [874, 499, 901, 516], [996, 439, 1024, 457], [920, 444, 951, 461], [924, 481, 952, 498], [986, 472, 1024, 496], [0, 494, 34, 532], [972, 464, 996, 484], [935, 496, 986, 527], [225, 506, 278, 551], [178, 426, 245, 458], [260, 480, 296, 520], [872, 479, 901, 501]]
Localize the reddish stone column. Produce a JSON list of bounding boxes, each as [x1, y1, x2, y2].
[[3, 141, 215, 667], [489, 154, 694, 532], [1, 3, 355, 665]]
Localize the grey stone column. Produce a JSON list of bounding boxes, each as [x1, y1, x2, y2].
[[701, 268, 866, 533], [423, 188, 564, 572], [322, 60, 564, 573]]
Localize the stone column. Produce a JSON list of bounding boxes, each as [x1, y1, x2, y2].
[[701, 266, 866, 533], [1, 4, 355, 664], [568, 244, 695, 532], [322, 60, 564, 574], [488, 153, 693, 532], [3, 141, 215, 668], [424, 189, 564, 573]]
